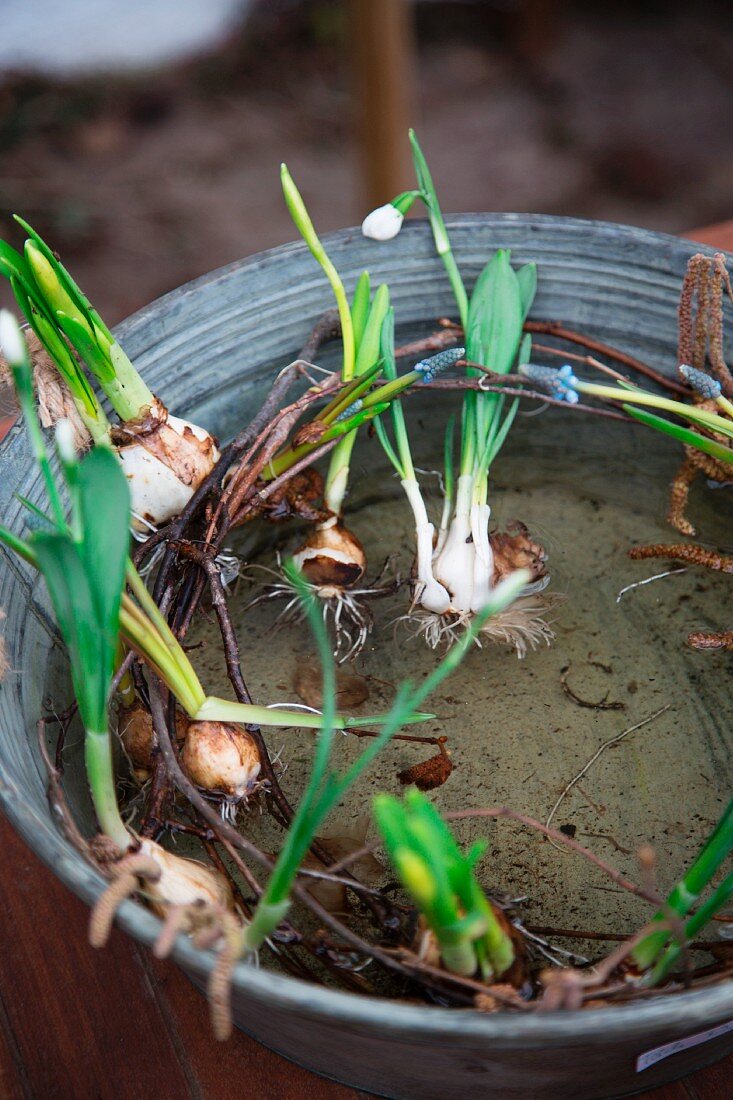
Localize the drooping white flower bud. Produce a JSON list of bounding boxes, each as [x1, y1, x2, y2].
[[0, 309, 27, 366], [361, 203, 405, 241], [55, 418, 77, 465], [362, 189, 421, 241]]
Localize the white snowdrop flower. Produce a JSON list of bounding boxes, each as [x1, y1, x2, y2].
[[0, 309, 26, 366], [54, 418, 76, 464], [361, 203, 405, 241]]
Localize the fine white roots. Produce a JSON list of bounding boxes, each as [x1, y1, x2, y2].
[[397, 594, 562, 658], [246, 566, 391, 664]]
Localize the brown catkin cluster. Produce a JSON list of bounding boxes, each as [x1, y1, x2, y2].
[[677, 252, 733, 396], [629, 543, 733, 573]]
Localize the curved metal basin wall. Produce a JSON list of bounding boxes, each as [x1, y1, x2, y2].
[[0, 215, 731, 1100]]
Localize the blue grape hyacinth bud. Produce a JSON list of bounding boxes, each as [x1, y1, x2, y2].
[[335, 398, 363, 422], [679, 364, 722, 401], [519, 362, 580, 404], [414, 346, 466, 384]]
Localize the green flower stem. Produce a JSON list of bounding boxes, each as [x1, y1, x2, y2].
[[85, 728, 132, 851], [322, 283, 390, 514], [623, 405, 733, 464], [264, 399, 390, 481], [241, 562, 339, 950], [266, 359, 423, 482], [358, 368, 421, 412], [577, 381, 733, 439], [632, 799, 733, 971], [281, 164, 355, 380], [408, 130, 468, 328], [646, 871, 733, 986], [717, 393, 733, 419], [318, 362, 384, 426]]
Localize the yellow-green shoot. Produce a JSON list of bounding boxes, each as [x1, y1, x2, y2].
[[0, 218, 153, 424], [280, 165, 392, 516], [374, 787, 515, 980]]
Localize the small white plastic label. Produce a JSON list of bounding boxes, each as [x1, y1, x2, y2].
[[636, 1019, 733, 1072]]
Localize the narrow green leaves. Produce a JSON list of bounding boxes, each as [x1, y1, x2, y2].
[[354, 283, 390, 377], [374, 788, 515, 979], [34, 448, 129, 734], [77, 448, 130, 665], [243, 567, 528, 952], [466, 250, 523, 374], [351, 271, 371, 352], [0, 218, 152, 421], [15, 214, 111, 340], [633, 799, 733, 975], [624, 405, 733, 465]]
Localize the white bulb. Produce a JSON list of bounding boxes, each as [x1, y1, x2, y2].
[[361, 204, 404, 241], [0, 310, 26, 366]]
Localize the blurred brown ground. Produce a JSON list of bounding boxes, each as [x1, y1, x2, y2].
[[0, 0, 732, 330]]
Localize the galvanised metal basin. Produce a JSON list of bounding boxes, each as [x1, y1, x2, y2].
[[0, 215, 731, 1098]]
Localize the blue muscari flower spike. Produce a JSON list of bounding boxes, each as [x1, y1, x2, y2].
[[414, 346, 466, 384], [335, 398, 363, 422], [519, 362, 580, 404], [679, 364, 722, 401]]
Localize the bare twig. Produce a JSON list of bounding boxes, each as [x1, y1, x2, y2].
[[544, 707, 670, 851]]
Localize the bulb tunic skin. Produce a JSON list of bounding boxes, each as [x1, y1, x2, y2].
[[139, 839, 233, 921], [292, 522, 367, 590], [182, 720, 261, 800], [118, 702, 186, 783], [112, 399, 219, 528]]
